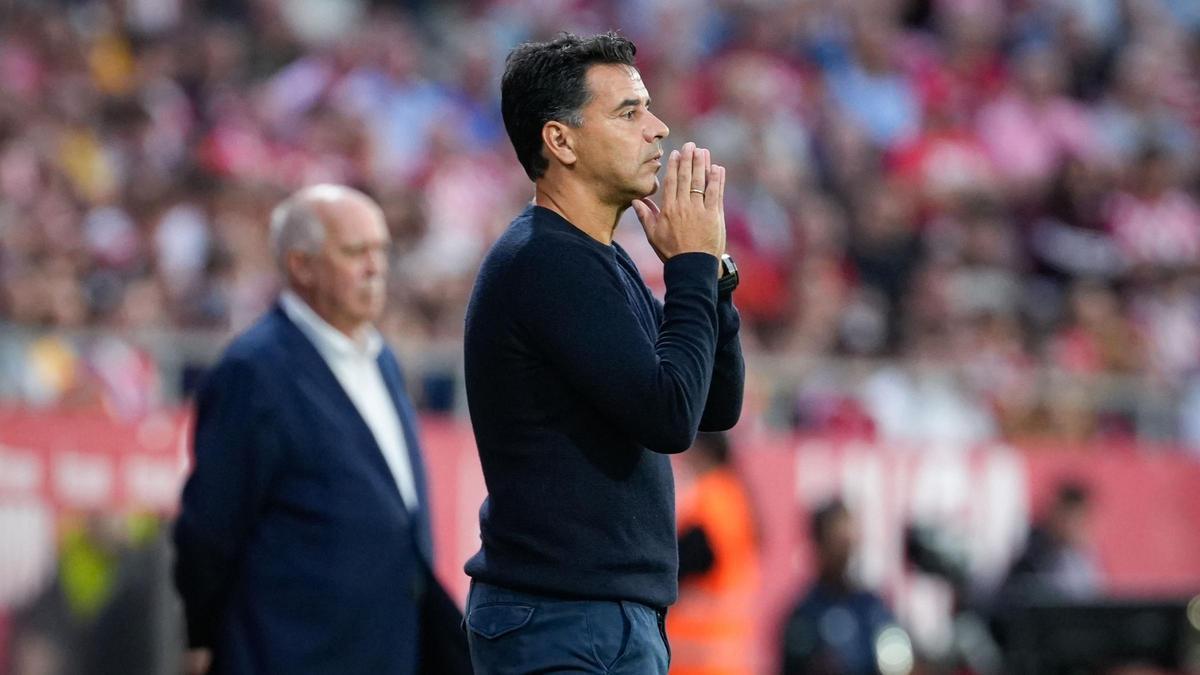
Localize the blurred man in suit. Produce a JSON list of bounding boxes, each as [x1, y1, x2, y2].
[[173, 184, 460, 674]]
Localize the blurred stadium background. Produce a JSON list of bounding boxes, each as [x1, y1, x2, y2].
[[3, 0, 1200, 673]]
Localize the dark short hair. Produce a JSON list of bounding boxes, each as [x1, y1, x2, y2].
[[501, 31, 637, 181]]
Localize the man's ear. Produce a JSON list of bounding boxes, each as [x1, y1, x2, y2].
[[542, 120, 577, 168], [285, 250, 314, 289]]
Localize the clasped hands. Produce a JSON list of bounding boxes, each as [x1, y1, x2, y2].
[[631, 141, 727, 272]]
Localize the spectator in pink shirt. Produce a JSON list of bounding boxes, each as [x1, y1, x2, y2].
[[1105, 146, 1200, 271], [976, 43, 1096, 201]]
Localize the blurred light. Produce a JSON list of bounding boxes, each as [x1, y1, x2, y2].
[[1188, 595, 1200, 632], [875, 625, 915, 675]]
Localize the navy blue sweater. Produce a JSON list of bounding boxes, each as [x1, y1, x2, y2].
[[463, 204, 744, 608]]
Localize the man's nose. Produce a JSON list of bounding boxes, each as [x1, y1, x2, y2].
[[646, 111, 669, 142], [365, 249, 386, 276]]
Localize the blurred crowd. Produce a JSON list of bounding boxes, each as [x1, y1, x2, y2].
[[3, 0, 1200, 447]]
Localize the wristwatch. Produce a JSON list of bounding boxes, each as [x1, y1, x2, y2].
[[717, 254, 739, 294]]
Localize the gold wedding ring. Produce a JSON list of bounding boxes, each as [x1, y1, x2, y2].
[[689, 188, 705, 195]]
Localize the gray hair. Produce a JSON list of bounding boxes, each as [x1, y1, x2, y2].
[[268, 189, 329, 276]]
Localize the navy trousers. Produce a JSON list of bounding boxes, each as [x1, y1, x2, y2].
[[465, 581, 670, 674]]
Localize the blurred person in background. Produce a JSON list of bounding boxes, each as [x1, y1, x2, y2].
[[1104, 144, 1200, 274], [462, 32, 744, 675], [1045, 279, 1143, 441], [975, 40, 1097, 204], [173, 185, 465, 675], [780, 499, 910, 675], [667, 431, 760, 675], [6, 511, 172, 675], [988, 481, 1106, 671], [821, 11, 922, 151], [995, 480, 1103, 605]]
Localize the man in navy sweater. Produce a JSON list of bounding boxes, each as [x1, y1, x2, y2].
[[463, 32, 745, 673]]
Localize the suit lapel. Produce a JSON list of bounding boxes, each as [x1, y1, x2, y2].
[[377, 348, 435, 565], [272, 306, 409, 517]]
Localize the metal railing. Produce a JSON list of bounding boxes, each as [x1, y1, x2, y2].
[[0, 323, 1192, 447]]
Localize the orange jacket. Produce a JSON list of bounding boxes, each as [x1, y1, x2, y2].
[[667, 468, 759, 675]]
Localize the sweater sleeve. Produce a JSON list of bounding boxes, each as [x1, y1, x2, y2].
[[172, 356, 285, 648], [515, 246, 720, 454], [649, 286, 744, 432], [699, 292, 744, 431]]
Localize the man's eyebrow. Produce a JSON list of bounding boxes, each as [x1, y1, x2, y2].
[[612, 96, 650, 112]]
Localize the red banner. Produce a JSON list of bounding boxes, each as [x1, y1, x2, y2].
[[729, 434, 1200, 656], [3, 408, 1200, 653]]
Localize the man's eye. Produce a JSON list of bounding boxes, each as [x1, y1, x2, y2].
[[623, 110, 636, 119]]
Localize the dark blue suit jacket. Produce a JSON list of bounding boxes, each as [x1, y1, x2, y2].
[[174, 305, 433, 674]]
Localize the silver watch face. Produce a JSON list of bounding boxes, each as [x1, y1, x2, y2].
[[721, 254, 737, 276], [719, 255, 738, 291]]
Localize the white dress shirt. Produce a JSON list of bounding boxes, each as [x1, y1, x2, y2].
[[280, 290, 419, 512]]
